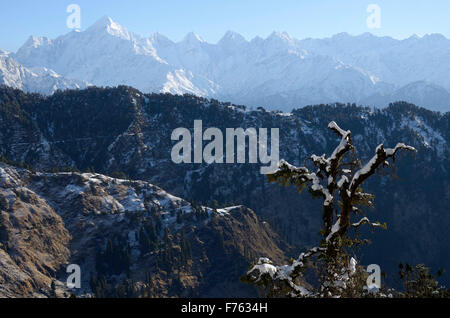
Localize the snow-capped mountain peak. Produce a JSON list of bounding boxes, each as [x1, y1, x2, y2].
[[218, 31, 247, 46], [267, 30, 294, 42], [86, 16, 132, 40], [3, 17, 450, 112], [181, 32, 205, 45], [0, 51, 87, 95], [149, 32, 174, 46], [22, 35, 52, 49]]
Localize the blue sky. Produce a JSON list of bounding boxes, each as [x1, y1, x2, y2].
[[1, 0, 449, 52]]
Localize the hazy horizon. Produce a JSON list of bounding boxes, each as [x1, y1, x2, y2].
[[3, 14, 450, 55], [2, 0, 450, 51]]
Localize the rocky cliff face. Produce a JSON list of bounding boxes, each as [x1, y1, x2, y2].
[[0, 85, 449, 288], [0, 162, 287, 297], [0, 164, 71, 297]]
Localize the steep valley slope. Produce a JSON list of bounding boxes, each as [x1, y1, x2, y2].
[[0, 85, 449, 288], [0, 162, 287, 297]]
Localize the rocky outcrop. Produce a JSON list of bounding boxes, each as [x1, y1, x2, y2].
[[0, 86, 449, 288], [0, 164, 71, 297], [0, 162, 287, 297]]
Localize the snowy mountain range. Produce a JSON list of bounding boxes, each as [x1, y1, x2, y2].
[[2, 16, 450, 112], [1, 85, 449, 291], [0, 50, 87, 95]]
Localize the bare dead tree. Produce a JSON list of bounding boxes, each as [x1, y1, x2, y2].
[[243, 121, 416, 297]]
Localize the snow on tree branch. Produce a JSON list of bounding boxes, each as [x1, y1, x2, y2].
[[328, 121, 348, 138], [349, 143, 416, 194], [270, 123, 415, 234], [270, 160, 332, 205], [270, 120, 357, 208], [247, 121, 417, 298], [326, 216, 341, 242], [351, 217, 384, 229], [246, 247, 326, 297]]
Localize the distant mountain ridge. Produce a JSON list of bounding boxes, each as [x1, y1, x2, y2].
[[1, 16, 449, 112], [0, 50, 87, 95], [0, 86, 449, 290]]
